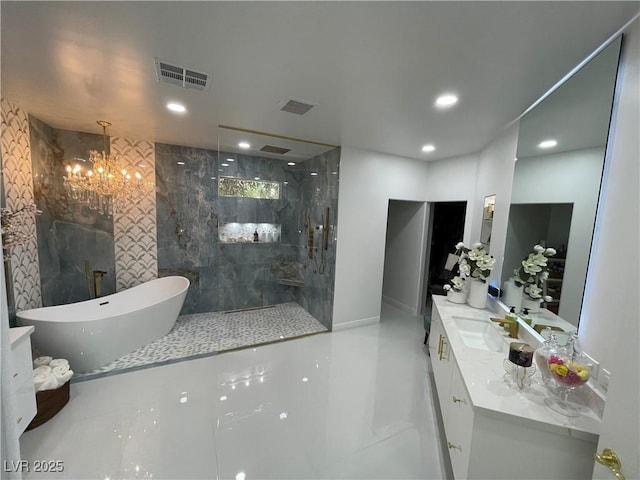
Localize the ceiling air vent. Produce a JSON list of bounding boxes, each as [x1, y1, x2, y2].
[[280, 98, 316, 115], [154, 58, 211, 92], [260, 145, 291, 155]]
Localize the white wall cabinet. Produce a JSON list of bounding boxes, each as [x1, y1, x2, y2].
[[10, 326, 37, 435], [429, 295, 600, 480]]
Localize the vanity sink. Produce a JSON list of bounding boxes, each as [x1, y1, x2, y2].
[[452, 317, 509, 353]]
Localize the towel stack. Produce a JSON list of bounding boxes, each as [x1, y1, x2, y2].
[[32, 356, 74, 392]]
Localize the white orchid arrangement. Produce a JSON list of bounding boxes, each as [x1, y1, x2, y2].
[[512, 244, 556, 302], [443, 275, 466, 293], [455, 241, 496, 283]]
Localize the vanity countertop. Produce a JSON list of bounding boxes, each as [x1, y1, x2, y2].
[[432, 295, 601, 439], [9, 325, 35, 346]]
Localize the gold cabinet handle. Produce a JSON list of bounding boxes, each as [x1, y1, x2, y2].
[[447, 442, 462, 451], [452, 396, 467, 405], [439, 338, 447, 361], [437, 335, 444, 356], [595, 448, 625, 480]]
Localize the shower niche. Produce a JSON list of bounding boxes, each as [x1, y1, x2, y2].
[[218, 222, 282, 243]]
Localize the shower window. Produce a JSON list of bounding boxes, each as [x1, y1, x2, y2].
[[218, 176, 280, 200]]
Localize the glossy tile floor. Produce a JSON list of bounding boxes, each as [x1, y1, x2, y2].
[[20, 302, 448, 480]]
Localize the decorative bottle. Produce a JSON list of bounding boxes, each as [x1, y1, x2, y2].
[[534, 327, 560, 387]]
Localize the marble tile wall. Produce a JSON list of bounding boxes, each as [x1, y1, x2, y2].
[[29, 117, 116, 305], [293, 148, 340, 329], [155, 144, 306, 314]]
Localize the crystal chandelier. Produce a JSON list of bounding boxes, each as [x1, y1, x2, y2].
[[63, 120, 152, 215]]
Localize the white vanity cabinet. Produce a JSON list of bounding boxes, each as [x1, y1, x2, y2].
[[10, 326, 37, 435], [429, 295, 600, 480], [427, 307, 452, 409]]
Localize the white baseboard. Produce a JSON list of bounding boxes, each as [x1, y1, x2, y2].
[[382, 295, 418, 315], [331, 316, 380, 331]]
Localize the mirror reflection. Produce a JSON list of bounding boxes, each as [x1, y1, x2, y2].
[[480, 194, 496, 249], [501, 36, 622, 331]]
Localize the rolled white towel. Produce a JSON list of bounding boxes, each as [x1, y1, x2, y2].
[[52, 364, 70, 377], [49, 358, 69, 369], [33, 365, 52, 376], [53, 369, 73, 387], [33, 356, 53, 368], [33, 372, 50, 391], [36, 373, 58, 392]]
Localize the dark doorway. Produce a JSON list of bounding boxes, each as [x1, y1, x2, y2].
[[423, 201, 466, 338]]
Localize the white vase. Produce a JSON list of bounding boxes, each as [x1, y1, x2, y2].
[[447, 289, 467, 304], [467, 279, 489, 309], [503, 279, 524, 312], [522, 297, 542, 313]]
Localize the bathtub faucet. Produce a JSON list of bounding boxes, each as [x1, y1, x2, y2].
[[93, 270, 107, 298]]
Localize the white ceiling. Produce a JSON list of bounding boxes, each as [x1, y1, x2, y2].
[[1, 2, 638, 162]]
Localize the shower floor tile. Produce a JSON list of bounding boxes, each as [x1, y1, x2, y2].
[[74, 302, 327, 381]]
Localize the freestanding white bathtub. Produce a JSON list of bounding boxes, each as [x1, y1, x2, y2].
[[17, 276, 190, 373]]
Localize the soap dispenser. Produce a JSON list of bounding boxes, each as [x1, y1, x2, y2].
[[503, 306, 517, 332], [521, 308, 532, 326], [253, 229, 259, 242]]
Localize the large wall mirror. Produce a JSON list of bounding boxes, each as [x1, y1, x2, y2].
[[501, 36, 622, 334]]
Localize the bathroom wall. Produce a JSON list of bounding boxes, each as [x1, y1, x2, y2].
[[469, 124, 519, 288], [332, 148, 433, 330], [423, 152, 479, 247], [333, 126, 518, 330], [382, 200, 428, 315]]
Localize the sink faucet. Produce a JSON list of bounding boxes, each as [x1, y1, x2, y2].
[[93, 270, 107, 298], [491, 317, 519, 339]]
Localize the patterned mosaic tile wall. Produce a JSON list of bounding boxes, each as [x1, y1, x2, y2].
[[29, 117, 116, 305], [111, 137, 157, 291], [0, 98, 42, 312]]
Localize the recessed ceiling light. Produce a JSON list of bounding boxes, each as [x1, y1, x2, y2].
[[221, 163, 229, 167], [177, 161, 185, 165], [227, 158, 235, 162], [538, 139, 558, 149], [167, 102, 186, 113], [422, 144, 436, 153], [435, 94, 458, 108], [238, 142, 250, 149], [310, 172, 318, 176], [287, 162, 296, 166]]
